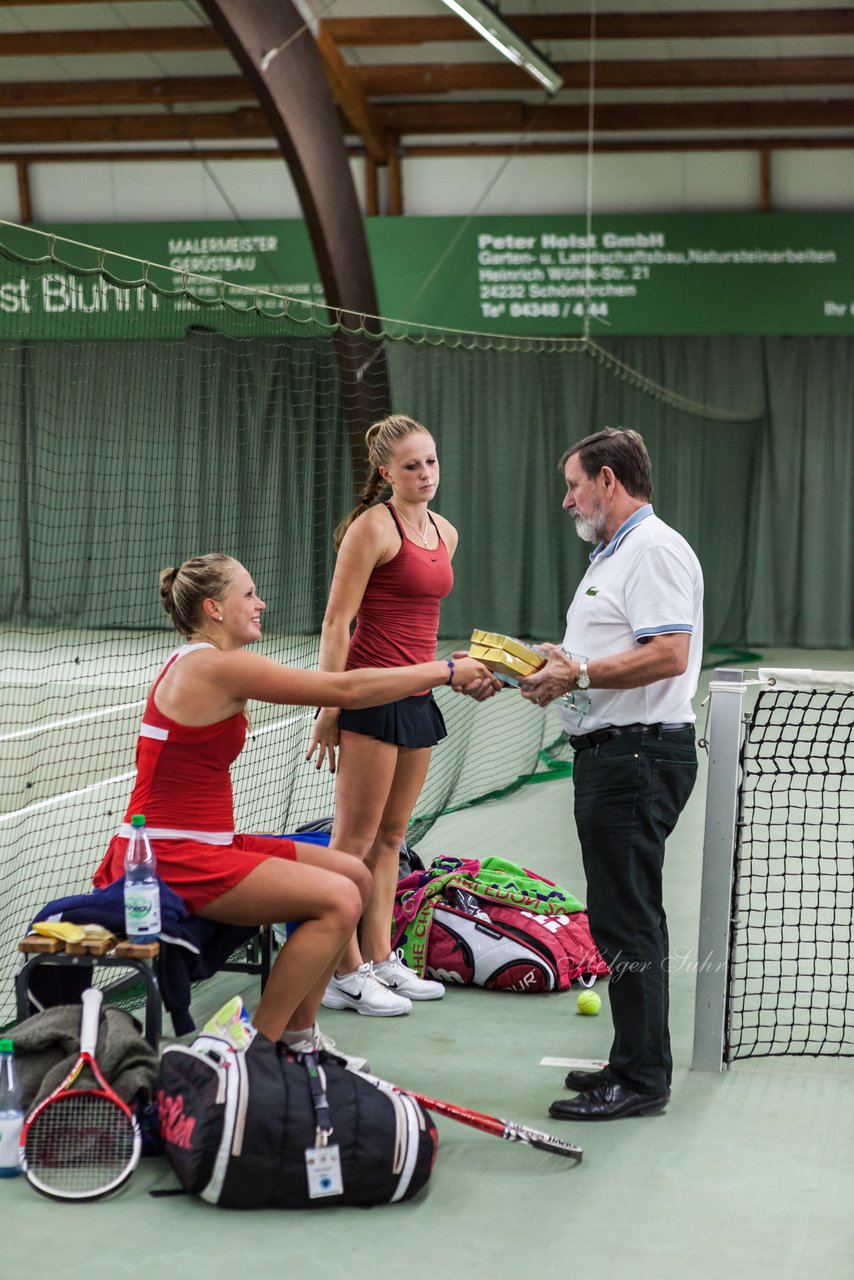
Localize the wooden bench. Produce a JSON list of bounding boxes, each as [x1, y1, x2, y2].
[[15, 929, 274, 1050]]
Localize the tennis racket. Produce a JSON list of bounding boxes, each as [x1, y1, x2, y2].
[[351, 1066, 582, 1162], [20, 986, 142, 1200]]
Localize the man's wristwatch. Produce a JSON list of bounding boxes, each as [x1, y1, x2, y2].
[[576, 660, 591, 690]]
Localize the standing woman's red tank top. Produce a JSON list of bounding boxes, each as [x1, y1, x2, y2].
[[346, 503, 454, 670]]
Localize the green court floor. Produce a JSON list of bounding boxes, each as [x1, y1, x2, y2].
[[2, 650, 852, 1278]]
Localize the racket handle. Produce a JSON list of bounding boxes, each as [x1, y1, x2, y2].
[[79, 987, 104, 1056]]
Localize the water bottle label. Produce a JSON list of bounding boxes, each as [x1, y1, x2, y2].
[[124, 883, 161, 936], [0, 1116, 23, 1174]]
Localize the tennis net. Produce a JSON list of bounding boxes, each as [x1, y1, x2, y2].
[[693, 667, 854, 1067]]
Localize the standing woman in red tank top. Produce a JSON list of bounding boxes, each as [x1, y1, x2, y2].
[[307, 416, 495, 1016]]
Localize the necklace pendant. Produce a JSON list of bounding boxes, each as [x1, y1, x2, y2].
[[394, 501, 431, 547]]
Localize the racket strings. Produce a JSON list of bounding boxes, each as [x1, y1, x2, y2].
[[25, 1091, 137, 1194]]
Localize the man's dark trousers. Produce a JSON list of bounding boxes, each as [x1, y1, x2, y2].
[[572, 726, 697, 1096]]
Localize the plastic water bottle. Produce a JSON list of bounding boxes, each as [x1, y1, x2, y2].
[[123, 813, 161, 943], [0, 1039, 24, 1178]]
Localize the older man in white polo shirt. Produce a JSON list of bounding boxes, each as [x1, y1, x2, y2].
[[521, 428, 703, 1121]]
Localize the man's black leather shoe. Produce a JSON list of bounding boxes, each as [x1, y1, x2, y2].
[[565, 1068, 608, 1091], [565, 1068, 672, 1096], [549, 1081, 669, 1121]]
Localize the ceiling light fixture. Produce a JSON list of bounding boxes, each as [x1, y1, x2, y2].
[[440, 0, 563, 95]]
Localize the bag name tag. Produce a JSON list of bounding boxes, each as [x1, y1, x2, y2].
[[305, 1143, 343, 1198]]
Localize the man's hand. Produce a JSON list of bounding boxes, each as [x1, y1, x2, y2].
[[520, 642, 579, 707]]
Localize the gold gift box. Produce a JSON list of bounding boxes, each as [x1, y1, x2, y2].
[[469, 629, 546, 683]]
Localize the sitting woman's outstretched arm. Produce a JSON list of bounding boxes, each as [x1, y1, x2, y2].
[[153, 553, 498, 726], [204, 647, 491, 708]]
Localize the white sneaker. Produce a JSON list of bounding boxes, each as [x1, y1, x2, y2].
[[321, 962, 412, 1017], [282, 1023, 370, 1073], [373, 950, 446, 1001]]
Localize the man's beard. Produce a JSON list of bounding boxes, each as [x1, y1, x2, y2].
[[572, 495, 606, 544]]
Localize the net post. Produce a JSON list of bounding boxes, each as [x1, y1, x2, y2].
[[691, 668, 748, 1072]]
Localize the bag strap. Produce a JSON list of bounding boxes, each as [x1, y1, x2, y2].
[[299, 1051, 334, 1147]]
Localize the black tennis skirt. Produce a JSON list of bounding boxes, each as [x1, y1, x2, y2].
[[338, 691, 447, 748]]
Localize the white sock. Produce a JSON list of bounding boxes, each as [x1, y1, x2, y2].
[[279, 1024, 313, 1046]]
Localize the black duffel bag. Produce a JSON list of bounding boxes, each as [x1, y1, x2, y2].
[[157, 1033, 437, 1208]]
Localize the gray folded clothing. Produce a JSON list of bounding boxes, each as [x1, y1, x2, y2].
[[6, 1002, 159, 1109]]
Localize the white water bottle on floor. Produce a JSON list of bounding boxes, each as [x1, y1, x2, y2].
[[0, 1039, 24, 1178], [123, 813, 161, 942]]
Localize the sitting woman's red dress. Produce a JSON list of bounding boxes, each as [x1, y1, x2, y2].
[[94, 642, 296, 912]]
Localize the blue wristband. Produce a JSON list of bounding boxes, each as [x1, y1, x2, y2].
[[446, 658, 455, 685]]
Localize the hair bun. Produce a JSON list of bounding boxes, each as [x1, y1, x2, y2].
[[159, 565, 179, 609]]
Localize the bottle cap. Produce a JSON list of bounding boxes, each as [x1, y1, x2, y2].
[[130, 814, 146, 827], [0, 1039, 13, 1052]]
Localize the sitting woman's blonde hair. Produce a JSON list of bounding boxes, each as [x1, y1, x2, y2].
[[159, 553, 241, 638]]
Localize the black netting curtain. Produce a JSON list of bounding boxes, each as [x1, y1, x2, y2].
[[2, 332, 853, 648], [0, 332, 351, 631]]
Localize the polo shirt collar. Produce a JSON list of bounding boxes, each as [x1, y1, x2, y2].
[[589, 503, 654, 561]]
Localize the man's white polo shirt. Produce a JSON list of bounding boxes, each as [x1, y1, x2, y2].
[[558, 505, 704, 735]]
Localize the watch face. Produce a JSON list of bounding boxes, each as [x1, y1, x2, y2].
[[577, 666, 590, 689]]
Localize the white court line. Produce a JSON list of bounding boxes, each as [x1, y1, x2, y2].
[[2, 703, 306, 745], [0, 699, 145, 743], [540, 1058, 609, 1069], [0, 771, 136, 823], [1, 711, 309, 823], [246, 711, 310, 739]]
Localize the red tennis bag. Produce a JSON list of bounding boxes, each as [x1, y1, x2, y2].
[[393, 856, 608, 992], [425, 896, 606, 992]]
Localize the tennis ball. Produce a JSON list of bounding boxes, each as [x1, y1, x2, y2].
[[577, 989, 601, 1016]]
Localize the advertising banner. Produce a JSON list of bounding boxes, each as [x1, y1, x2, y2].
[[1, 212, 853, 338]]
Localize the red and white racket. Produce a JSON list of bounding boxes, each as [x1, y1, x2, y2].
[[351, 1066, 582, 1162], [20, 987, 142, 1200]]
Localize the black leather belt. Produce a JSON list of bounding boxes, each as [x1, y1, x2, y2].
[[569, 722, 693, 752]]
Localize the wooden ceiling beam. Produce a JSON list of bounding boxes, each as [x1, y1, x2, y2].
[[3, 134, 854, 169], [402, 134, 854, 156], [375, 98, 854, 134], [314, 21, 386, 163], [0, 27, 222, 56], [0, 76, 252, 109], [0, 9, 851, 60], [0, 109, 271, 145], [0, 147, 284, 162], [2, 57, 850, 114], [2, 98, 853, 146], [0, 0, 153, 4], [325, 10, 854, 45], [5, 0, 847, 41], [0, 147, 282, 162], [356, 57, 854, 95]]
